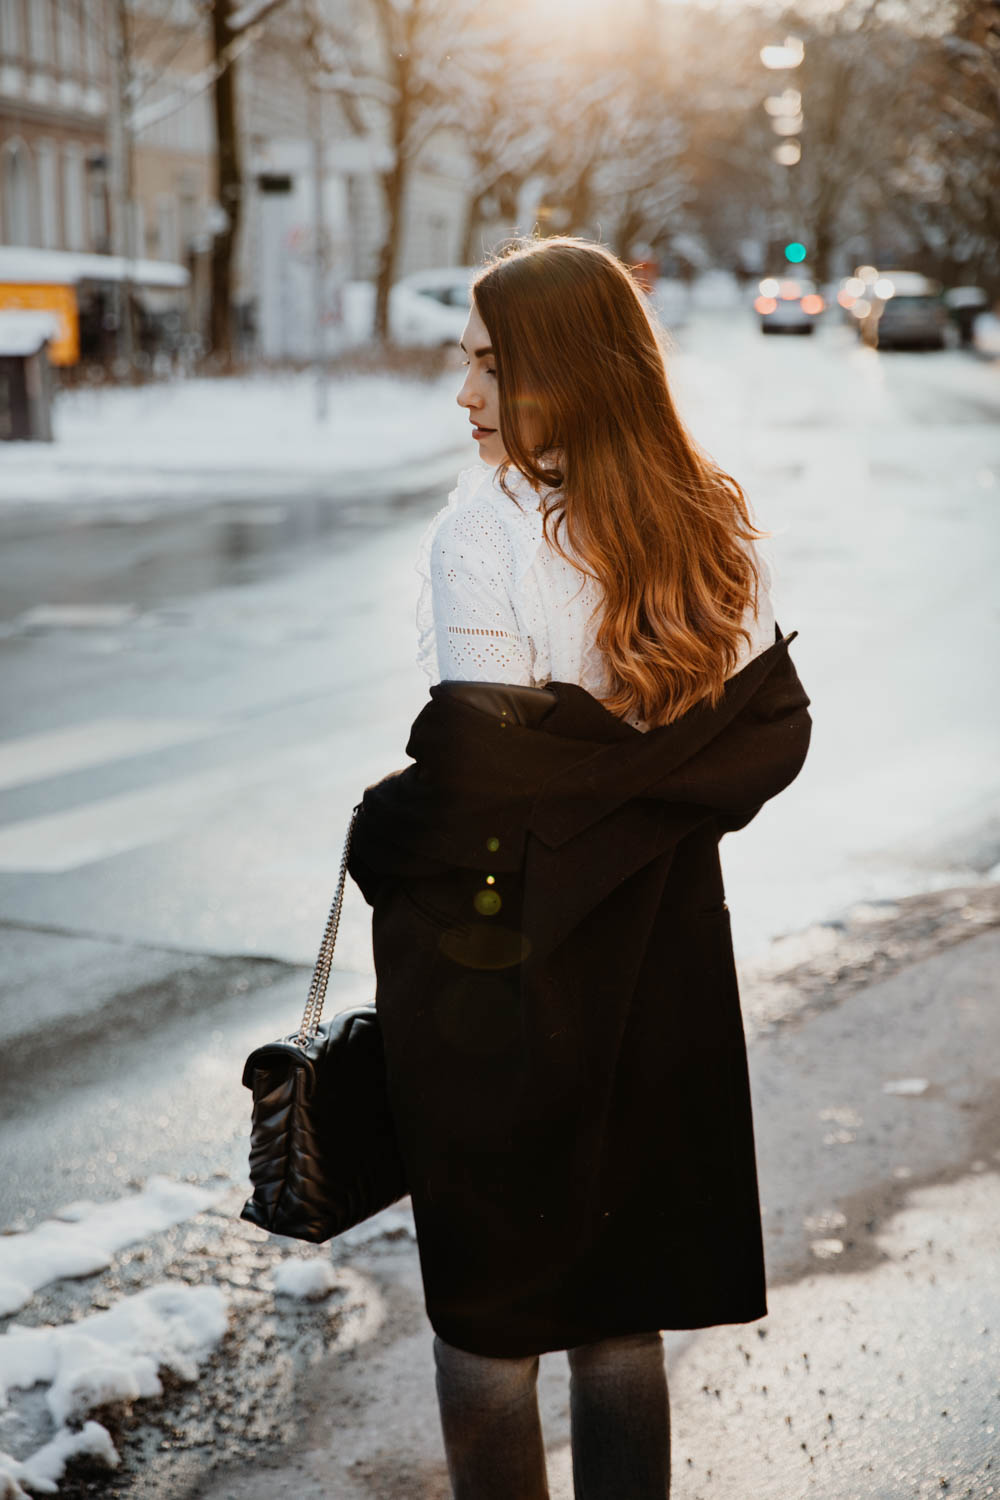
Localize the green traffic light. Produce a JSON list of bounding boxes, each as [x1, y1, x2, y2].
[[784, 242, 807, 264]]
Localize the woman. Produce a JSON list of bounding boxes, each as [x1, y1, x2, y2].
[[348, 237, 812, 1499]]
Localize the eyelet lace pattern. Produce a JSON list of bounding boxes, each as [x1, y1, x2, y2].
[[415, 463, 775, 732]]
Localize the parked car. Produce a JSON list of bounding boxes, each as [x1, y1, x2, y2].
[[972, 307, 1000, 358], [754, 275, 825, 335], [398, 267, 477, 309], [858, 271, 951, 351], [388, 279, 470, 346], [943, 285, 990, 347], [341, 268, 474, 348]]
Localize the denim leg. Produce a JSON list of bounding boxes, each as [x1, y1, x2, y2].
[[568, 1330, 671, 1499], [433, 1334, 551, 1500]]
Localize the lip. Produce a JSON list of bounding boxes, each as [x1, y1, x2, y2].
[[471, 424, 496, 439]]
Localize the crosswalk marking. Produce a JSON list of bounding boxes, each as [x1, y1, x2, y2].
[[0, 740, 334, 873], [0, 718, 216, 793]]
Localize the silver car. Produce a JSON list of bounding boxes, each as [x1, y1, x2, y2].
[[755, 276, 825, 335], [865, 293, 951, 350]]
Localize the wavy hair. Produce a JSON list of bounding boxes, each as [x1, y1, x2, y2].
[[472, 237, 769, 727]]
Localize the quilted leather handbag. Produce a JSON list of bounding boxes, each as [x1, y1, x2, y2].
[[240, 808, 407, 1242]]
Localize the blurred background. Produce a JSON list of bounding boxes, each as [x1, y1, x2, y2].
[[0, 0, 998, 372], [0, 3, 998, 1497]]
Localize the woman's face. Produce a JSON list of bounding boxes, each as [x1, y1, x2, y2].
[[457, 303, 507, 467]]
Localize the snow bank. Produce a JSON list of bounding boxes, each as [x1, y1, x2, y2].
[[0, 1283, 225, 1496], [0, 1177, 221, 1317], [272, 1258, 337, 1300], [0, 1422, 118, 1498], [0, 1282, 227, 1425], [0, 369, 468, 506]]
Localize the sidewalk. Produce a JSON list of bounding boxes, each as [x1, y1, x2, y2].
[[0, 368, 469, 508], [190, 894, 1000, 1500]]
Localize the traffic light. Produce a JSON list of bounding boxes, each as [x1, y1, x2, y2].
[[784, 242, 807, 264]]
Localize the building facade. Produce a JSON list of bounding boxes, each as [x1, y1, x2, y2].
[[0, 0, 111, 253], [0, 0, 474, 359]]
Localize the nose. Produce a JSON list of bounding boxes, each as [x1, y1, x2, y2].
[[457, 368, 482, 410]]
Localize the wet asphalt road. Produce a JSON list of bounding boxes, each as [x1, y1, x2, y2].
[[0, 455, 463, 625]]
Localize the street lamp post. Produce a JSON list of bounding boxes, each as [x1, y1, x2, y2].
[[108, 0, 136, 374], [308, 77, 328, 424]]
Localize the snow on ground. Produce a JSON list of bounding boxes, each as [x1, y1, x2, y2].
[[0, 1178, 221, 1317], [0, 368, 468, 505], [0, 1422, 119, 1498], [271, 1257, 338, 1300], [0, 1283, 227, 1496], [0, 1282, 227, 1423]]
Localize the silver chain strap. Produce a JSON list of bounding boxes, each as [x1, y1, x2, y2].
[[294, 807, 359, 1047]]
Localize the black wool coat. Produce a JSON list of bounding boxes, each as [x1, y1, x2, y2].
[[348, 625, 812, 1358]]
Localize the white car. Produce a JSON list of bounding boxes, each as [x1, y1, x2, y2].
[[341, 269, 475, 348], [392, 268, 476, 346]]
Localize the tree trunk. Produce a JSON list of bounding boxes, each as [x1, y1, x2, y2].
[[374, 157, 405, 343], [209, 0, 242, 364], [461, 189, 487, 265], [372, 5, 415, 346]]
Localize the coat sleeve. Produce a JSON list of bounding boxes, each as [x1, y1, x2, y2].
[[644, 664, 813, 825]]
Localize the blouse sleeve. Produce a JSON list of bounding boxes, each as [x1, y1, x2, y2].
[[429, 503, 535, 684]]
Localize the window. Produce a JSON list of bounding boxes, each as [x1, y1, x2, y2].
[[82, 0, 100, 82], [57, 0, 83, 77], [129, 199, 145, 260], [28, 0, 50, 64], [157, 192, 179, 262], [0, 0, 23, 62], [37, 138, 58, 246], [3, 139, 36, 244], [64, 142, 86, 250]]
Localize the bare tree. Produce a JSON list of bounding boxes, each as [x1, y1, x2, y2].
[[880, 0, 1000, 291], [199, 0, 293, 363], [448, 46, 554, 264], [365, 0, 477, 341]]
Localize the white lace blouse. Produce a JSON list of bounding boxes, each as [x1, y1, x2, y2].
[[416, 462, 775, 732]]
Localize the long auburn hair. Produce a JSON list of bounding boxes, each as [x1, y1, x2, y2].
[[472, 237, 769, 727]]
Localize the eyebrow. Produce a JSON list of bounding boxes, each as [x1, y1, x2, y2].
[[459, 341, 495, 359]]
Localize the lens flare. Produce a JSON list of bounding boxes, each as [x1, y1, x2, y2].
[[801, 294, 824, 315], [755, 296, 778, 314], [837, 289, 856, 309], [873, 278, 895, 300], [759, 277, 780, 297], [779, 280, 801, 300]]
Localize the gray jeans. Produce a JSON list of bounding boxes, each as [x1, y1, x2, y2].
[[433, 1330, 671, 1499]]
